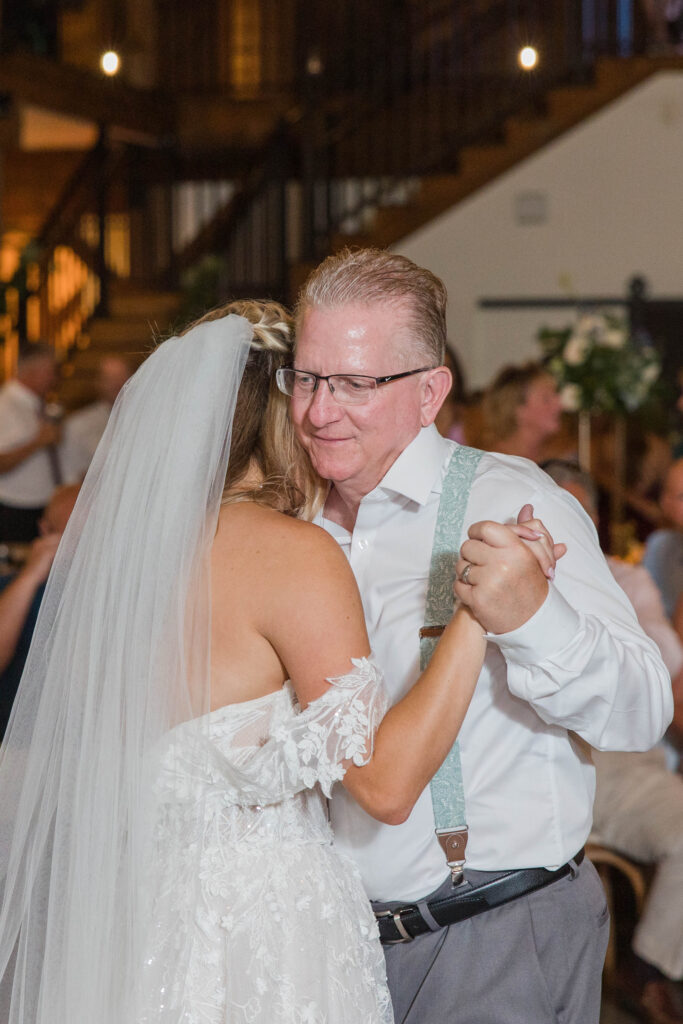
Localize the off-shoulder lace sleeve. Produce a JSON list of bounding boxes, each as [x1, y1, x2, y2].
[[212, 656, 388, 804]]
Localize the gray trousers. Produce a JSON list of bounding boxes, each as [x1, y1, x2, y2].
[[376, 856, 609, 1024]]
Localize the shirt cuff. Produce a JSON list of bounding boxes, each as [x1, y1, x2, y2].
[[485, 586, 581, 665]]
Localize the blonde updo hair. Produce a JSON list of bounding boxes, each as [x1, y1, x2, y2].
[[180, 299, 325, 519]]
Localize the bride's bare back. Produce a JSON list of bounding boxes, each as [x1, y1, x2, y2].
[[209, 501, 370, 711]]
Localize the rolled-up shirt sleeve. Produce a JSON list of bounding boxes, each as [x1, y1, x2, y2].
[[485, 483, 673, 752]]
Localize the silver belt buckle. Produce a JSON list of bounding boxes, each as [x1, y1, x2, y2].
[[374, 908, 414, 943]]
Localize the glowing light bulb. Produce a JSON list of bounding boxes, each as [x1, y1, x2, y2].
[[100, 50, 120, 76], [518, 46, 539, 71]]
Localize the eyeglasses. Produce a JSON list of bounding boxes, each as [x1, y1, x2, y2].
[[275, 366, 433, 406]]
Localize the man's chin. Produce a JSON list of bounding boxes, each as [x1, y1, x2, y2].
[[306, 442, 355, 479], [309, 456, 360, 487]]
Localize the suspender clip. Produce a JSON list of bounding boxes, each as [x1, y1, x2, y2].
[[435, 825, 468, 885]]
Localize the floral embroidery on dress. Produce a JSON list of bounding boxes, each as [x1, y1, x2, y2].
[[138, 658, 392, 1024]]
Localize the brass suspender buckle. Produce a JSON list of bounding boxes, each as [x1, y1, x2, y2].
[[435, 825, 469, 885]]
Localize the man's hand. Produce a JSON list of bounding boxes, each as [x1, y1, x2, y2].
[[454, 520, 549, 635]]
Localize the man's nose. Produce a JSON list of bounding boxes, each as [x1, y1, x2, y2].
[[306, 380, 343, 425]]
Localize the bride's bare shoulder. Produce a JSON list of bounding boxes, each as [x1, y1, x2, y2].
[[212, 503, 368, 687], [214, 502, 345, 571]]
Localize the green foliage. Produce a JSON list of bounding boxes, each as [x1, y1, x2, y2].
[[538, 312, 661, 416]]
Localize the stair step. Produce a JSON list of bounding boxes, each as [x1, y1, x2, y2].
[[107, 284, 181, 321], [594, 57, 643, 88], [546, 84, 602, 117], [457, 143, 515, 178], [87, 316, 163, 347], [504, 115, 558, 150]]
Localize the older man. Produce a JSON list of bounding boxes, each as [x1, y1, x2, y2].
[[61, 355, 133, 482], [279, 248, 672, 1024], [0, 345, 61, 543]]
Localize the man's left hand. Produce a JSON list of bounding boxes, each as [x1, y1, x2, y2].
[[455, 520, 550, 634]]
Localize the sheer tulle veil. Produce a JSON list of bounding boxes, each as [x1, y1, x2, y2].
[[0, 315, 253, 1022]]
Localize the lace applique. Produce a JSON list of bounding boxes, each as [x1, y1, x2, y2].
[[209, 655, 388, 803], [139, 656, 393, 1024]]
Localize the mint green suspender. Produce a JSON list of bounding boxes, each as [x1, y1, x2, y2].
[[419, 445, 482, 884]]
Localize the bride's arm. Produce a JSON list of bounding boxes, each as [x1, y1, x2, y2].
[[265, 522, 486, 825], [341, 606, 485, 824]]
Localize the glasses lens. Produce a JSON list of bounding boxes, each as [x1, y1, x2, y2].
[[276, 369, 316, 397], [331, 375, 376, 405]]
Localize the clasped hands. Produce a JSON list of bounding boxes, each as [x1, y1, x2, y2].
[[455, 504, 567, 635]]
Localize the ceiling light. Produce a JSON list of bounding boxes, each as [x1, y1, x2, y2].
[[100, 50, 121, 76], [518, 46, 539, 71]]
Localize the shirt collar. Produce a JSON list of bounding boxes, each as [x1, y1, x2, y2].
[[372, 424, 452, 506]]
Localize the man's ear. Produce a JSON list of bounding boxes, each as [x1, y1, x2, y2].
[[420, 367, 452, 427]]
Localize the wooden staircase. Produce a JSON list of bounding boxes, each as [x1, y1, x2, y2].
[[328, 55, 683, 253], [59, 282, 181, 408]]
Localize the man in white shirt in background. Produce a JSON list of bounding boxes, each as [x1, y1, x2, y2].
[[0, 345, 61, 543], [284, 248, 672, 1024], [61, 355, 132, 482]]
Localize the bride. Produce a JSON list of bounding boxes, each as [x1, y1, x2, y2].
[[0, 301, 549, 1023]]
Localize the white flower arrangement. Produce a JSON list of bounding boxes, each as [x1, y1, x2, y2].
[[538, 311, 661, 415]]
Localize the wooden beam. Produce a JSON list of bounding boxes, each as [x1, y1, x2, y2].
[[0, 52, 176, 140], [2, 149, 84, 234]]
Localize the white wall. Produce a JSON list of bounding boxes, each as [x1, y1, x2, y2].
[[395, 71, 683, 388]]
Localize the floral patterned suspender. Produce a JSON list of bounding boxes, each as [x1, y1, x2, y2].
[[419, 445, 482, 884]]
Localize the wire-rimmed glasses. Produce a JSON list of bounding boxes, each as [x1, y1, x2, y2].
[[275, 367, 433, 406]]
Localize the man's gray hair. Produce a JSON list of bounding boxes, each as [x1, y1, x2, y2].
[[294, 247, 448, 366]]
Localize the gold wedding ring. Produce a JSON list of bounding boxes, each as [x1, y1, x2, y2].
[[460, 563, 473, 585]]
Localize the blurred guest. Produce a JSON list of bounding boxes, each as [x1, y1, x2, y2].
[[61, 355, 132, 481], [673, 369, 683, 460], [0, 345, 61, 543], [543, 459, 683, 1024], [0, 484, 80, 739], [643, 458, 683, 642], [482, 361, 563, 463], [434, 346, 467, 443]]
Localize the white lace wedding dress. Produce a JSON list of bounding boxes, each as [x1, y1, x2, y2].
[[138, 658, 393, 1024]]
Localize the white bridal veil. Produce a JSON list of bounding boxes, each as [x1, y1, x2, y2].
[[0, 315, 253, 1022]]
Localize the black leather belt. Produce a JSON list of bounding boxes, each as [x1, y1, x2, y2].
[[374, 848, 585, 944]]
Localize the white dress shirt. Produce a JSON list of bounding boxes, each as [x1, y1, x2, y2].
[[0, 381, 55, 507], [320, 426, 672, 902], [61, 401, 111, 483]]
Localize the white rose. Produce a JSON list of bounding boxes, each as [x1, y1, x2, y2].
[[560, 383, 582, 411], [599, 328, 626, 349], [576, 314, 602, 333], [563, 334, 590, 366]]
